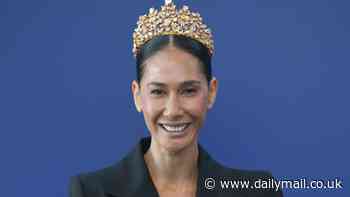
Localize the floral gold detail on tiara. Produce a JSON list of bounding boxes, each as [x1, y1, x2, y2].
[[132, 1, 214, 57]]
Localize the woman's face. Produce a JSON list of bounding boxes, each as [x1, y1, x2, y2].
[[132, 46, 217, 153]]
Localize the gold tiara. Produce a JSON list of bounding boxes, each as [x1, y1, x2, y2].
[[132, 0, 214, 57]]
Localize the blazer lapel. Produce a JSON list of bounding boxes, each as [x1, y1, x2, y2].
[[99, 137, 245, 197], [197, 145, 246, 197], [101, 138, 159, 197]]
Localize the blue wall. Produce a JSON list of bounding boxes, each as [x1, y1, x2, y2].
[[0, 0, 349, 196]]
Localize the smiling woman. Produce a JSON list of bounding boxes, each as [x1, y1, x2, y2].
[[132, 36, 217, 157], [69, 1, 283, 197]]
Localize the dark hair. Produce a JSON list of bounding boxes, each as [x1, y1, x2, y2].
[[136, 35, 212, 85]]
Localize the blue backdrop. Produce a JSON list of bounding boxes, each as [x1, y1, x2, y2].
[[0, 0, 349, 196]]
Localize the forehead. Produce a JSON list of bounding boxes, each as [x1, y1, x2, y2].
[[142, 47, 206, 85]]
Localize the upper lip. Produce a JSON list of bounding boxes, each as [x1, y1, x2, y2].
[[159, 122, 191, 126]]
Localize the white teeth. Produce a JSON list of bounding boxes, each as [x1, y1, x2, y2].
[[162, 124, 188, 133]]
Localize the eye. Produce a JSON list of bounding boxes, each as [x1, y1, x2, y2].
[[150, 89, 165, 96], [182, 88, 198, 96]]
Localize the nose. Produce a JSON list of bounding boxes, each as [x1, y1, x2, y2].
[[163, 94, 184, 119]]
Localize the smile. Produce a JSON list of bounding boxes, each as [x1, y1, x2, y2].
[[159, 123, 191, 133]]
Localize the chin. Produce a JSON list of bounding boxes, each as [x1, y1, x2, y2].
[[161, 135, 197, 153]]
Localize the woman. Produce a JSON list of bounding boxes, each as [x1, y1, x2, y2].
[[70, 1, 283, 197]]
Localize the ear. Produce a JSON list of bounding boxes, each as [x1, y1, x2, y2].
[[131, 80, 142, 112], [207, 77, 218, 109]]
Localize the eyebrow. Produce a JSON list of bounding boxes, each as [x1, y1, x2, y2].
[[146, 80, 201, 88], [181, 80, 201, 87]]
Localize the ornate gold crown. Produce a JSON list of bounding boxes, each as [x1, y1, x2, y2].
[[132, 0, 214, 57]]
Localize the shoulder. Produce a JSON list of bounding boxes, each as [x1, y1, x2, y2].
[[198, 147, 283, 196], [68, 141, 149, 197], [198, 145, 277, 182], [69, 164, 121, 197]]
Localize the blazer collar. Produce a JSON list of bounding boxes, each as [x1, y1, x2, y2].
[[100, 137, 242, 197]]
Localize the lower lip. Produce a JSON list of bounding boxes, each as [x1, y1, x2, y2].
[[159, 124, 191, 137]]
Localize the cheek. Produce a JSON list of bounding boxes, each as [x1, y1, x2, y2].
[[141, 95, 163, 120], [183, 94, 209, 118]]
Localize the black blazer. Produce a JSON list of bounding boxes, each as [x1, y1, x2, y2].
[[69, 137, 283, 197]]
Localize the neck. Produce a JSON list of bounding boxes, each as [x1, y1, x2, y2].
[[144, 138, 199, 184]]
